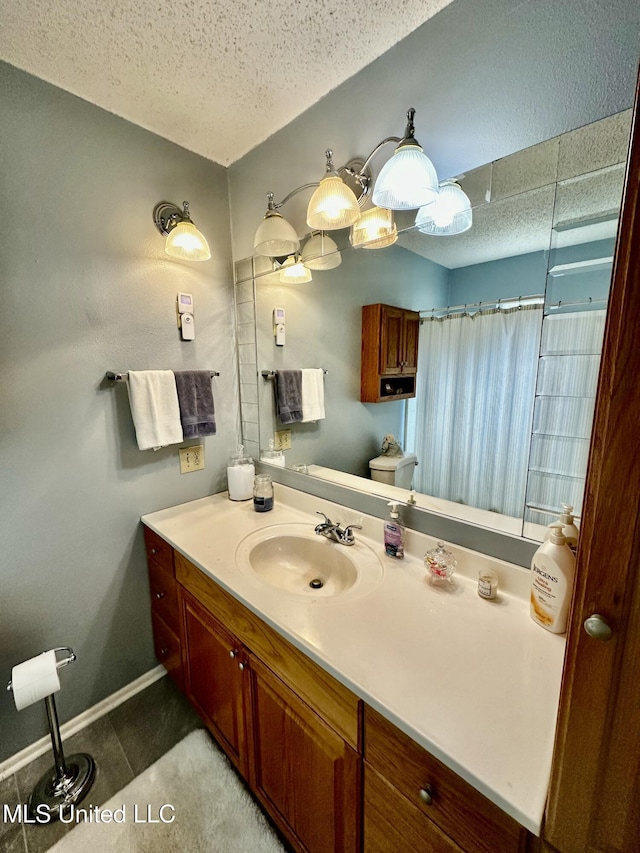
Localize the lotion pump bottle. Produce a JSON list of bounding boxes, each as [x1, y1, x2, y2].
[[530, 522, 576, 634], [384, 502, 405, 559]]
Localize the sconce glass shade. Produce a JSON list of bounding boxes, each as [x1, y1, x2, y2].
[[254, 209, 300, 257], [372, 141, 439, 211], [415, 179, 472, 236], [306, 175, 361, 231], [350, 207, 397, 249], [280, 255, 312, 283], [301, 232, 342, 270], [153, 201, 211, 261], [165, 220, 211, 261]]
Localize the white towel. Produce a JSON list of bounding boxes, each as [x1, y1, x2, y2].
[[301, 369, 325, 422], [127, 370, 184, 450]]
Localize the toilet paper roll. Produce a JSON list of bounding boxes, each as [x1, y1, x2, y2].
[[11, 650, 61, 711]]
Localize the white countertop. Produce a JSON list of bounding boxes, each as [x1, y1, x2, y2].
[[142, 484, 566, 835]]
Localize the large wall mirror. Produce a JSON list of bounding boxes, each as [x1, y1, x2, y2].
[[235, 108, 632, 545]]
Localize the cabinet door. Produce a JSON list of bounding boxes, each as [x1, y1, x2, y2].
[[379, 305, 404, 374], [248, 655, 360, 853], [402, 311, 420, 374], [181, 592, 248, 776]]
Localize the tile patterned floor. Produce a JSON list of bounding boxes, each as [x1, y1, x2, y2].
[[0, 675, 204, 853]]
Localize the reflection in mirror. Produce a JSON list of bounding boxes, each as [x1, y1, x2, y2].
[[235, 110, 631, 544]]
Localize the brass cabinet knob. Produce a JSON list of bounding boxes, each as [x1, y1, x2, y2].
[[160, 647, 169, 657], [229, 650, 236, 659], [584, 614, 613, 642], [150, 547, 158, 555], [419, 784, 434, 805], [238, 661, 246, 671], [155, 591, 165, 600]]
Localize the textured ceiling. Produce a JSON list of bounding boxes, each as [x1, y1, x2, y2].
[[0, 0, 454, 166]]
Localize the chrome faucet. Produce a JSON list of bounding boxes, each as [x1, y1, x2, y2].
[[314, 512, 362, 546]]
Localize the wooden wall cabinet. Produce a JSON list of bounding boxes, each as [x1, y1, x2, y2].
[[361, 303, 420, 402]]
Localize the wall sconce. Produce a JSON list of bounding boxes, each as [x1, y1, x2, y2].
[[350, 207, 398, 249], [153, 200, 211, 261], [300, 232, 342, 270], [415, 179, 472, 235], [280, 255, 313, 283]]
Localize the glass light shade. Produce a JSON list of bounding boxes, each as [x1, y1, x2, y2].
[[306, 175, 361, 231], [280, 256, 312, 284], [350, 207, 397, 249], [301, 232, 342, 270], [254, 210, 300, 257], [372, 141, 439, 210], [415, 179, 472, 236], [164, 221, 211, 261]]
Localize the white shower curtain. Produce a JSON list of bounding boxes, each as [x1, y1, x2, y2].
[[412, 306, 542, 518]]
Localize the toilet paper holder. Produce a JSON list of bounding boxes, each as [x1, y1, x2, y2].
[[7, 646, 96, 821]]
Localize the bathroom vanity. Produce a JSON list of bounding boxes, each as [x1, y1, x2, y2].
[[142, 485, 564, 853]]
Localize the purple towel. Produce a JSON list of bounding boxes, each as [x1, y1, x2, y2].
[[174, 371, 216, 438], [274, 370, 303, 424]]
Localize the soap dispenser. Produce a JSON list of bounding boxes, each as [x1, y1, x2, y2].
[[530, 522, 576, 634], [384, 502, 405, 559]]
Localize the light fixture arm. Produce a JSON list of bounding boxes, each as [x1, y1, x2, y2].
[[153, 200, 195, 236], [347, 107, 422, 182]]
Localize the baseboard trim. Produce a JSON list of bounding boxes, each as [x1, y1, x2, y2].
[[0, 665, 167, 782]]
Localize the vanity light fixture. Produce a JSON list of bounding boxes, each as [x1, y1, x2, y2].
[[153, 200, 211, 261], [306, 150, 362, 231], [279, 255, 313, 283], [369, 108, 439, 211], [254, 157, 371, 258], [415, 179, 472, 236], [300, 232, 342, 270], [254, 193, 301, 258], [350, 207, 398, 249]]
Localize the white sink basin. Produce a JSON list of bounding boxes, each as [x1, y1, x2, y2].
[[235, 523, 384, 600]]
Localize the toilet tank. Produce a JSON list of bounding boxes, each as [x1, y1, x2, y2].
[[369, 453, 417, 489]]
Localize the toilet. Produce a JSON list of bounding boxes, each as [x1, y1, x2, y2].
[[369, 452, 417, 489]]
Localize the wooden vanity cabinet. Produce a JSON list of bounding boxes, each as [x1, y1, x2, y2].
[[361, 303, 420, 402], [144, 530, 536, 853], [143, 526, 183, 691], [181, 590, 249, 777], [174, 549, 361, 853], [363, 707, 531, 853]]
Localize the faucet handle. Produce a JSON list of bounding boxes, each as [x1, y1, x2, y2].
[[341, 523, 362, 543], [316, 511, 332, 525]]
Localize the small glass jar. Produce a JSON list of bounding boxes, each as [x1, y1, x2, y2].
[[253, 475, 274, 512], [478, 568, 499, 600], [424, 541, 457, 586]]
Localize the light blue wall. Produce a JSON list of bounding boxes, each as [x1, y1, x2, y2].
[[448, 252, 549, 306], [0, 62, 237, 762]]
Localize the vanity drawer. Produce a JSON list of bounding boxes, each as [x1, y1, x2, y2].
[[143, 526, 174, 576], [364, 764, 463, 853], [148, 560, 180, 635], [151, 610, 183, 692], [364, 706, 525, 853]]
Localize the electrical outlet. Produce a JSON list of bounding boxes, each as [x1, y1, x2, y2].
[[179, 445, 205, 473], [274, 430, 292, 451]]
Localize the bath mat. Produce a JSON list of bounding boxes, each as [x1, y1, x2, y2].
[[47, 729, 286, 852]]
